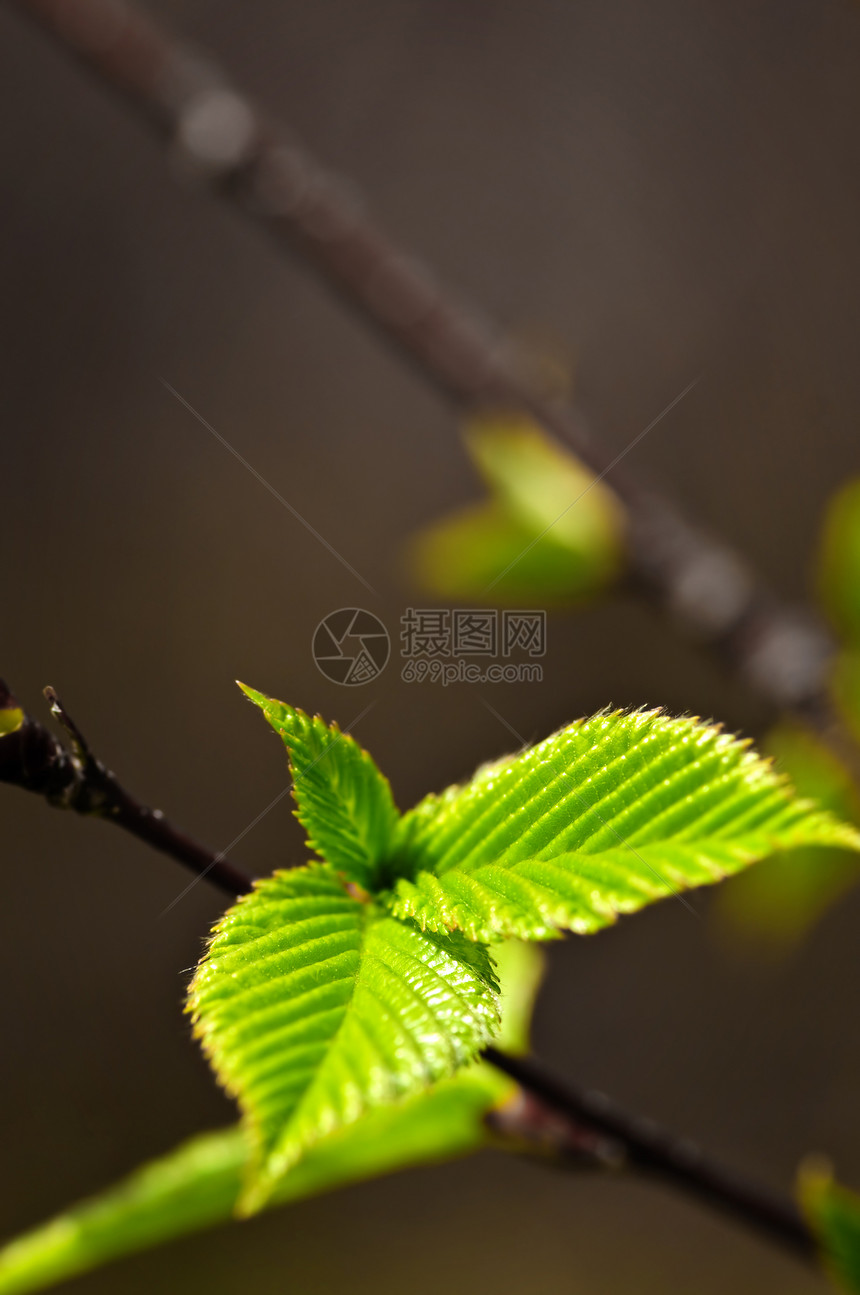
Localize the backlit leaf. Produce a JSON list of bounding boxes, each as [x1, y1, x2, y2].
[[714, 725, 860, 950], [409, 413, 624, 606], [238, 684, 398, 889], [0, 943, 542, 1294], [0, 1082, 496, 1295], [189, 862, 499, 1213], [410, 500, 601, 607], [386, 709, 860, 941], [833, 651, 860, 743], [800, 1162, 860, 1291], [818, 478, 860, 646]]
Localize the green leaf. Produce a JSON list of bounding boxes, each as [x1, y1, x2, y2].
[[189, 862, 499, 1213], [818, 478, 860, 646], [833, 651, 860, 743], [714, 725, 860, 950], [465, 414, 622, 548], [410, 500, 606, 606], [238, 683, 398, 890], [0, 706, 24, 738], [386, 709, 860, 941], [800, 1162, 860, 1291], [0, 1081, 496, 1295], [0, 944, 543, 1295], [491, 939, 545, 1054], [408, 413, 625, 606]]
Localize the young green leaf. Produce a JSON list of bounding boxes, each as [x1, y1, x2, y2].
[[189, 862, 499, 1213], [410, 499, 603, 607], [491, 938, 545, 1054], [0, 943, 542, 1295], [386, 709, 860, 941], [0, 1082, 502, 1295], [464, 414, 623, 554], [0, 1081, 498, 1295], [0, 705, 24, 737], [834, 651, 860, 743], [818, 478, 860, 646], [408, 413, 625, 606], [714, 725, 860, 951], [238, 683, 398, 889], [800, 1162, 860, 1291]]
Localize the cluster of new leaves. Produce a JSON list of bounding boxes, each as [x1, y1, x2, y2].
[[188, 685, 860, 1214]]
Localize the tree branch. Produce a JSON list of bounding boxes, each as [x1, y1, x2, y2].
[[0, 2, 835, 1271], [0, 679, 250, 896], [483, 1047, 815, 1261], [0, 678, 818, 1267], [7, 0, 860, 785]]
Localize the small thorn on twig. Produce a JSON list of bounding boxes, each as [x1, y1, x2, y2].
[[43, 685, 92, 764], [0, 677, 251, 893]]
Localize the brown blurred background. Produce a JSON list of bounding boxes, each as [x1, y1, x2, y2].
[[2, 1, 860, 1291]]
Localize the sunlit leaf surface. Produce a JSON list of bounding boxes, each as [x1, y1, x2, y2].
[[387, 710, 860, 941], [0, 946, 542, 1294], [239, 684, 398, 890], [189, 863, 499, 1212], [801, 1163, 860, 1291]]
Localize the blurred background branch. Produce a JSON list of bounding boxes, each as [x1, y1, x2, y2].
[[7, 0, 860, 781]]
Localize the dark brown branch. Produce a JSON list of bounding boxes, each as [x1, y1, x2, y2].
[[484, 1047, 816, 1262], [1, 678, 818, 1263], [8, 0, 860, 784], [0, 680, 250, 895]]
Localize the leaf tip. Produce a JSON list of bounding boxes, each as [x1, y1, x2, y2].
[[236, 680, 267, 708]]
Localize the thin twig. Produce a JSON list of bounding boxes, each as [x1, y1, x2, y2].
[[0, 679, 250, 895], [8, 0, 860, 784], [0, 677, 817, 1264], [484, 1047, 815, 1261]]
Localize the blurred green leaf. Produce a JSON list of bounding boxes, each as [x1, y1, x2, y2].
[[411, 499, 600, 606], [0, 944, 542, 1295], [387, 710, 860, 942], [714, 725, 860, 950], [0, 707, 24, 737], [0, 1081, 496, 1295], [833, 651, 860, 743], [409, 413, 625, 606], [491, 939, 544, 1054], [818, 478, 860, 646], [800, 1162, 860, 1291]]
